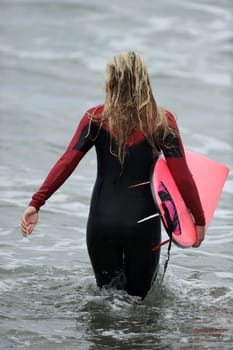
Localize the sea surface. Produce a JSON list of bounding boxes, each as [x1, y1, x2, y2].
[[0, 0, 233, 349]]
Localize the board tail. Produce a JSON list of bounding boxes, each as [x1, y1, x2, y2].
[[185, 151, 230, 228]]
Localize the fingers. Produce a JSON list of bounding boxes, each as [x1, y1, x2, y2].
[[21, 214, 33, 237], [192, 237, 204, 248], [192, 239, 203, 248], [192, 225, 205, 248], [28, 224, 36, 235], [20, 206, 38, 237], [21, 216, 30, 237]]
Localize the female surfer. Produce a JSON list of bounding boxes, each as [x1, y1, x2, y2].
[[21, 51, 205, 299]]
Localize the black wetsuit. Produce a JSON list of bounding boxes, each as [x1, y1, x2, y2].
[[30, 105, 205, 298]]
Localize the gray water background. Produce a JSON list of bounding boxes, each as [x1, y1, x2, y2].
[[0, 0, 233, 349]]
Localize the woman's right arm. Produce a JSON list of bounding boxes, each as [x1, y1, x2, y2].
[[21, 105, 103, 236], [162, 111, 206, 247]]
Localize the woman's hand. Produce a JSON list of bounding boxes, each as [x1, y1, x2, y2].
[[21, 206, 38, 237], [192, 225, 205, 248]]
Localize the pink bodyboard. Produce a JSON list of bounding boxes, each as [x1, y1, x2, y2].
[[185, 151, 229, 227], [151, 151, 229, 248]]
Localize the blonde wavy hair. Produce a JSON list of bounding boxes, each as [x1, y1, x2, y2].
[[100, 51, 171, 163]]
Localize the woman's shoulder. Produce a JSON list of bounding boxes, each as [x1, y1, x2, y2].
[[76, 105, 104, 132], [164, 108, 176, 121], [86, 104, 104, 119], [163, 108, 179, 131]]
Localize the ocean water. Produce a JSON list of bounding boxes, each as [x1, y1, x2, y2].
[[0, 0, 233, 349]]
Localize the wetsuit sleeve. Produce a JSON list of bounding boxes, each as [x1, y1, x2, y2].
[[161, 111, 206, 226], [29, 107, 100, 210]]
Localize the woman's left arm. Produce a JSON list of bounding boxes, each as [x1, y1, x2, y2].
[[162, 111, 206, 245]]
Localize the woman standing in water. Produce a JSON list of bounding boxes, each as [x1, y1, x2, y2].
[[21, 51, 205, 299]]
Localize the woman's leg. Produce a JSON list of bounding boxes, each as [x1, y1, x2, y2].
[[86, 218, 127, 290], [124, 218, 161, 299]]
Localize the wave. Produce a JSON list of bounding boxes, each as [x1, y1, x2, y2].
[[1, 43, 231, 88], [0, 45, 83, 61], [1, 0, 232, 89], [179, 0, 232, 21]]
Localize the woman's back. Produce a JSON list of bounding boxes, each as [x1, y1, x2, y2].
[[89, 116, 158, 225]]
